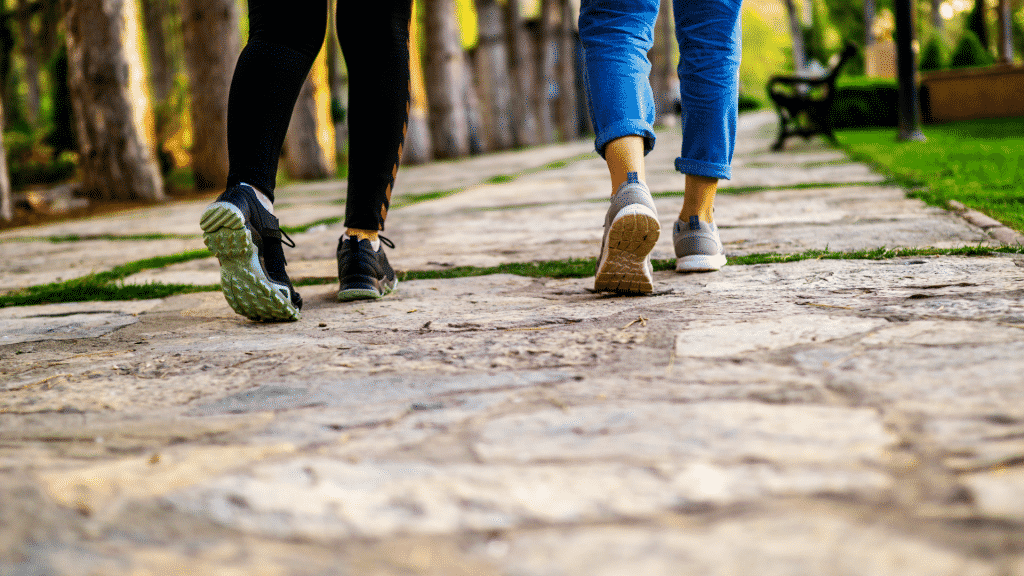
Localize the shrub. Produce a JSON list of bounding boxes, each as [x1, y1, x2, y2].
[[829, 78, 899, 129], [738, 94, 763, 113], [949, 29, 995, 69], [919, 36, 946, 71]]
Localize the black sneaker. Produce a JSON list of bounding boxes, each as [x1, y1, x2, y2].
[[200, 184, 302, 321], [336, 235, 397, 301]]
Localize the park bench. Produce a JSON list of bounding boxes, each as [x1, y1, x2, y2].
[[767, 43, 858, 151]]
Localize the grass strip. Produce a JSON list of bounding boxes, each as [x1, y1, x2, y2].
[[838, 118, 1024, 232], [5, 246, 1022, 308], [0, 249, 213, 308], [280, 217, 343, 235]]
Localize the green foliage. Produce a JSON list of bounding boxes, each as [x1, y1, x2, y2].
[[838, 117, 1024, 232], [738, 94, 763, 112], [44, 45, 75, 154], [950, 29, 995, 68], [919, 36, 947, 71], [739, 3, 790, 101], [824, 0, 867, 75], [830, 77, 899, 129], [966, 0, 990, 50]]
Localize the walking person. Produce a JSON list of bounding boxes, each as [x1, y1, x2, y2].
[[581, 0, 742, 294], [200, 0, 412, 321]]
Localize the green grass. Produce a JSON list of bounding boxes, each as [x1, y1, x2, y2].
[[838, 117, 1024, 231], [4, 245, 1022, 308]]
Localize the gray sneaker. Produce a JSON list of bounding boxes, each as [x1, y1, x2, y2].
[[594, 179, 660, 294], [673, 216, 726, 272]]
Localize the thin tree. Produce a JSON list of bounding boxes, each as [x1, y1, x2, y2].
[[180, 0, 239, 190], [424, 0, 470, 159], [0, 100, 10, 221], [473, 0, 515, 151], [555, 0, 578, 141], [505, 0, 540, 146], [65, 0, 164, 201], [996, 0, 1013, 62], [784, 0, 807, 71], [284, 51, 336, 180], [536, 0, 558, 142], [404, 3, 433, 164], [14, 0, 40, 126], [649, 0, 676, 126], [142, 0, 176, 103]]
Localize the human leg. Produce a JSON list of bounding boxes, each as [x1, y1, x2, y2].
[[671, 0, 741, 272], [579, 0, 662, 294], [201, 0, 329, 321], [334, 0, 413, 300]]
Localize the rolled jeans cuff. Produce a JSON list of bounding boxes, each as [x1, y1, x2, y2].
[[594, 119, 657, 159], [675, 156, 731, 180]]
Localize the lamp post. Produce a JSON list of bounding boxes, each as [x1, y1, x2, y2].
[[894, 0, 926, 141]]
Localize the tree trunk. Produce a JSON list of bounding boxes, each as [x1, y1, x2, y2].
[[505, 0, 540, 146], [0, 101, 10, 222], [326, 4, 348, 158], [649, 0, 676, 127], [555, 0, 579, 141], [473, 0, 514, 151], [38, 0, 63, 65], [535, 0, 558, 143], [404, 3, 433, 164], [930, 0, 944, 30], [284, 51, 336, 180], [142, 0, 175, 103], [997, 0, 1014, 62], [180, 0, 239, 190], [424, 0, 470, 159], [65, 0, 164, 202], [784, 0, 806, 71], [15, 0, 40, 126], [864, 0, 876, 48]]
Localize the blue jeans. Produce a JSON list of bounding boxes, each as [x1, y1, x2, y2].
[[579, 0, 742, 179]]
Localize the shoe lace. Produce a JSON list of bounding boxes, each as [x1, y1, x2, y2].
[[279, 229, 296, 248], [379, 235, 395, 249]]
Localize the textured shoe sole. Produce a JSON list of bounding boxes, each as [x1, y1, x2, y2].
[[676, 253, 727, 272], [594, 206, 660, 294], [337, 280, 397, 302], [201, 202, 300, 322]]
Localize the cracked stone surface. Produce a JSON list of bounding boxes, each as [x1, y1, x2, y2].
[[2, 111, 1024, 575]]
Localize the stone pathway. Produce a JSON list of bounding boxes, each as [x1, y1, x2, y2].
[[2, 111, 1024, 575]]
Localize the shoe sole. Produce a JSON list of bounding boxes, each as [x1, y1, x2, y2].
[[676, 253, 727, 272], [594, 206, 660, 294], [200, 202, 301, 322], [337, 280, 397, 302]]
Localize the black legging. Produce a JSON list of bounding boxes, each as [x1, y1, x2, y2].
[[226, 0, 413, 231]]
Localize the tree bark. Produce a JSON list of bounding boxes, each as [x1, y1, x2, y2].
[[65, 0, 164, 202], [649, 0, 677, 127], [284, 51, 336, 180], [15, 0, 40, 126], [535, 0, 558, 143], [784, 0, 806, 71], [180, 0, 239, 190], [142, 0, 175, 103], [997, 0, 1014, 62], [864, 0, 877, 48], [473, 0, 515, 151], [555, 0, 579, 141], [930, 0, 944, 30], [505, 0, 540, 146], [0, 101, 11, 222], [404, 4, 433, 164], [424, 0, 470, 159]]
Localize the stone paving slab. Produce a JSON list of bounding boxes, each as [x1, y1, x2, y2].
[[3, 111, 1024, 575]]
